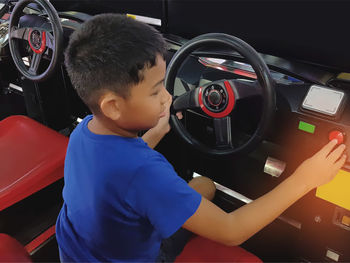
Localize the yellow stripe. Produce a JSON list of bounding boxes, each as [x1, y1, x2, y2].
[[316, 169, 350, 211], [126, 14, 136, 19], [337, 73, 350, 80]]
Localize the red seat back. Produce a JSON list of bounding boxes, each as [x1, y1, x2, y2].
[[0, 115, 68, 211]]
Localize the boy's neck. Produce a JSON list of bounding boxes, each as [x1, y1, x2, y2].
[[87, 115, 138, 138]]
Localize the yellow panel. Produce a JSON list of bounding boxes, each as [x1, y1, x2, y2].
[[316, 169, 350, 211]]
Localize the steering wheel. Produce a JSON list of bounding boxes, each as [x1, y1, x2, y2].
[[165, 33, 276, 156], [8, 0, 63, 82]]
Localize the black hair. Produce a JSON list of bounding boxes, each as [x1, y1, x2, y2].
[[64, 13, 167, 113]]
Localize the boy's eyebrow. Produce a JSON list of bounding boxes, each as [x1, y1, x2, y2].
[[152, 78, 165, 88]]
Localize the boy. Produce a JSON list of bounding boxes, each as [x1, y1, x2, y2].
[[56, 14, 347, 262]]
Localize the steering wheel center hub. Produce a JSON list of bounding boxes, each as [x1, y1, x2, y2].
[[203, 84, 228, 112], [198, 81, 235, 118], [28, 29, 46, 54], [30, 30, 41, 48], [208, 90, 222, 106]]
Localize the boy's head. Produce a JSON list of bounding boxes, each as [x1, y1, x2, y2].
[[65, 13, 169, 130]]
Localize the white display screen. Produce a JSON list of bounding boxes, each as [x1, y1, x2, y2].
[[302, 85, 344, 116]]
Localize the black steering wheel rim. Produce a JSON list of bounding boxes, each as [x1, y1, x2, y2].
[[165, 33, 276, 156], [9, 0, 63, 82]]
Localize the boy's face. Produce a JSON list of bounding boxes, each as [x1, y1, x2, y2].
[[117, 54, 170, 132]]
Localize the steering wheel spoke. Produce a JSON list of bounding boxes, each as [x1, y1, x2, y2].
[[10, 27, 30, 41], [173, 87, 200, 111], [228, 79, 262, 101], [214, 117, 232, 148], [45, 31, 55, 50], [29, 52, 42, 74], [179, 78, 196, 92]]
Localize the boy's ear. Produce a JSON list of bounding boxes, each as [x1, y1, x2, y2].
[[99, 92, 123, 121]]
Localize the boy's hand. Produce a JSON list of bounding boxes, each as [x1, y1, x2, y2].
[[293, 139, 347, 190], [153, 93, 183, 134], [142, 92, 184, 148], [154, 92, 172, 135], [142, 93, 172, 149]]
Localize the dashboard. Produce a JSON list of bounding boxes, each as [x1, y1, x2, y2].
[[0, 1, 349, 261], [168, 46, 350, 261]]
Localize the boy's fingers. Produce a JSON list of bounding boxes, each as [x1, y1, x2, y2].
[[334, 154, 347, 170], [176, 112, 183, 119], [327, 144, 346, 163], [166, 95, 172, 106], [318, 139, 338, 157], [167, 92, 173, 103]]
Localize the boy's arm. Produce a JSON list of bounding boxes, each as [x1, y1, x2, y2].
[[142, 124, 169, 149], [183, 139, 346, 246]]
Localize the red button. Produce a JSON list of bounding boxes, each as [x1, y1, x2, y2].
[[328, 130, 345, 144]]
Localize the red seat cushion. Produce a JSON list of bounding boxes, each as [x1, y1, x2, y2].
[[0, 115, 68, 211], [0, 233, 32, 262], [176, 235, 262, 262]]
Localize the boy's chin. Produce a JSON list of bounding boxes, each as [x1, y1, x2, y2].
[[139, 122, 159, 132]]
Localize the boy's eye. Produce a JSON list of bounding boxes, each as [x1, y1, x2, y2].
[[151, 88, 161, 96]]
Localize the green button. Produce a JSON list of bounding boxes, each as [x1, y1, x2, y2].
[[298, 121, 315, 134]]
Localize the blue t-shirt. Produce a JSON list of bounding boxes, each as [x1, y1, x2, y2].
[[56, 115, 201, 262]]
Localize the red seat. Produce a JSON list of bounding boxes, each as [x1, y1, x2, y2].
[[0, 115, 68, 211], [0, 233, 32, 262], [176, 235, 262, 262]]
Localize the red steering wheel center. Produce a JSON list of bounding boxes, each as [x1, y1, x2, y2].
[[198, 81, 235, 118], [28, 29, 46, 54]]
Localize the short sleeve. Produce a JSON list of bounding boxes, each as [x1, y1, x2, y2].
[[125, 154, 201, 238]]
